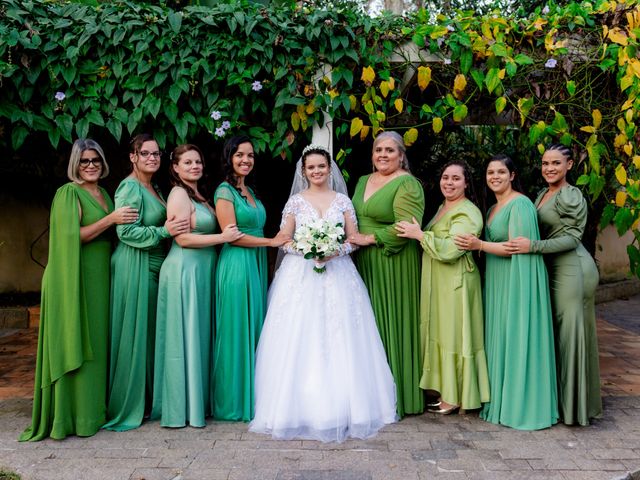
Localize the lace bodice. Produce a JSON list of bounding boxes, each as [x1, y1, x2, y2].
[[281, 193, 358, 230]]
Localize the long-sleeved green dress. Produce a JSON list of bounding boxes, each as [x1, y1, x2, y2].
[[21, 183, 113, 441], [480, 195, 558, 430], [104, 177, 170, 431], [212, 182, 267, 421], [352, 174, 425, 417], [418, 199, 490, 410], [530, 185, 602, 426]]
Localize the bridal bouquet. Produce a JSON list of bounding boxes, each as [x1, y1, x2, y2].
[[293, 219, 346, 273]]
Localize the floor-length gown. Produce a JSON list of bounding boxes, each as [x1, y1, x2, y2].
[[418, 199, 490, 410], [21, 183, 113, 441], [352, 174, 425, 417], [250, 193, 397, 442], [531, 186, 602, 425], [213, 182, 267, 421], [105, 178, 170, 431], [152, 199, 218, 427], [480, 195, 558, 430]]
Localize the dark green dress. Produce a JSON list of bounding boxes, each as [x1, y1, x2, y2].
[[21, 183, 113, 441], [530, 186, 602, 426], [352, 174, 425, 417]]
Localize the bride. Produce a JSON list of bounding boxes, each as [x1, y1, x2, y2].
[[249, 144, 397, 442]]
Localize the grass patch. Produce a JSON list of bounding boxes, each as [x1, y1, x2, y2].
[[0, 469, 21, 480]]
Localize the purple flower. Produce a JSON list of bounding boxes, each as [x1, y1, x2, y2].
[[545, 58, 557, 69], [542, 5, 550, 14], [55, 91, 66, 101], [251, 80, 263, 92], [214, 127, 226, 137], [221, 120, 231, 130], [210, 110, 222, 120]]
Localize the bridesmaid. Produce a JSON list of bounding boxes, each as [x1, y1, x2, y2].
[[455, 154, 558, 430], [21, 138, 138, 441], [105, 134, 189, 431], [507, 144, 602, 426], [396, 160, 490, 415], [213, 135, 288, 421], [151, 144, 243, 428], [350, 131, 425, 417]]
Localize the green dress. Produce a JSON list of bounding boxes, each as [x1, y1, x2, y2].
[[530, 186, 602, 426], [152, 198, 218, 427], [480, 195, 558, 430], [105, 177, 170, 431], [212, 182, 267, 421], [352, 174, 425, 417], [418, 199, 490, 410], [21, 183, 113, 441]]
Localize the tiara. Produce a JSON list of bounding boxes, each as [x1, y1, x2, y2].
[[302, 143, 331, 157]]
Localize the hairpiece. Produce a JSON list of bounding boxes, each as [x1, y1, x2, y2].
[[302, 144, 331, 158]]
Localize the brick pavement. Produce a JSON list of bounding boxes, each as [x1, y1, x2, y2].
[[0, 295, 639, 480]]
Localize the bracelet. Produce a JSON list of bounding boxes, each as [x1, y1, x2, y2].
[[479, 240, 483, 252]]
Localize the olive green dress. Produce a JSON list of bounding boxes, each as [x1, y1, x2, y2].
[[418, 199, 490, 410], [21, 183, 113, 441], [352, 174, 425, 417], [530, 185, 602, 426], [105, 177, 170, 431]]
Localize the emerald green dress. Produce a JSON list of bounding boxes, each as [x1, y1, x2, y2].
[[418, 199, 490, 410], [105, 177, 170, 431], [352, 174, 425, 417], [480, 195, 558, 430], [212, 182, 267, 421], [152, 198, 218, 427], [530, 186, 602, 426], [21, 183, 113, 441]]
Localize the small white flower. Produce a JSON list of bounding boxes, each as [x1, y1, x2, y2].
[[251, 80, 263, 92], [542, 5, 550, 14], [443, 58, 452, 65], [55, 91, 66, 101], [447, 25, 455, 31], [545, 58, 557, 68], [210, 110, 221, 120], [221, 120, 231, 130], [214, 127, 226, 137], [437, 37, 445, 47]]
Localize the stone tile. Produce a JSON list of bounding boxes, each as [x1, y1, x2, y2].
[[527, 458, 580, 470], [275, 471, 372, 480], [410, 449, 457, 461]]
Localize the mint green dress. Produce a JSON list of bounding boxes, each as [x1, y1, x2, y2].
[[105, 178, 170, 431], [21, 183, 113, 441], [152, 198, 218, 427], [418, 199, 490, 410], [212, 182, 267, 421], [352, 174, 425, 417], [530, 186, 602, 426], [480, 195, 558, 430]]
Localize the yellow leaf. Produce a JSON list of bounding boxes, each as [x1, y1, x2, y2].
[[328, 89, 339, 99], [453, 74, 467, 99], [350, 117, 364, 137], [498, 69, 506, 80], [621, 96, 635, 110], [376, 110, 386, 122], [291, 112, 300, 131], [627, 11, 635, 30], [616, 191, 627, 207], [305, 102, 317, 115], [633, 155, 640, 169], [432, 117, 443, 133], [616, 163, 628, 185], [602, 25, 609, 40], [532, 18, 547, 31], [373, 125, 383, 136], [403, 128, 419, 147], [481, 21, 493, 39], [624, 142, 633, 156], [388, 77, 395, 90], [417, 66, 432, 91], [615, 132, 628, 147], [361, 66, 375, 86], [617, 117, 627, 132], [495, 96, 507, 114], [349, 95, 357, 111], [630, 59, 640, 78], [580, 126, 596, 133], [360, 125, 370, 142], [608, 27, 629, 46], [626, 108, 634, 123], [380, 81, 390, 98], [592, 109, 602, 129], [394, 98, 404, 113], [537, 143, 545, 155]]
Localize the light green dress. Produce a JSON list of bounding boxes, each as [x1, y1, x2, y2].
[[418, 199, 490, 410], [480, 195, 558, 430], [21, 183, 113, 441], [530, 186, 602, 426], [105, 178, 170, 431], [352, 174, 425, 417], [152, 198, 218, 427], [212, 182, 267, 421]]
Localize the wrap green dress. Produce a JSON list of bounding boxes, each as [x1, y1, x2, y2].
[[152, 198, 218, 427], [352, 174, 425, 417], [480, 195, 558, 430], [530, 186, 602, 426], [105, 177, 170, 431], [212, 182, 267, 421], [418, 199, 490, 410], [21, 183, 113, 441]]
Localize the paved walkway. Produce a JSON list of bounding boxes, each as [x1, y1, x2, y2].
[[1, 295, 640, 480]]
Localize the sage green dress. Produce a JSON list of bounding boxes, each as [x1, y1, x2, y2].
[[480, 195, 558, 430], [212, 182, 267, 421], [152, 198, 218, 427], [418, 199, 490, 410], [352, 174, 425, 417], [530, 185, 602, 426], [21, 183, 113, 441], [105, 177, 170, 431]]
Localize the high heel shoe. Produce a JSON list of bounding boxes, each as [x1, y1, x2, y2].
[[431, 403, 459, 415]]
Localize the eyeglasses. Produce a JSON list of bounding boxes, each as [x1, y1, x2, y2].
[[79, 157, 103, 167], [138, 150, 162, 158]]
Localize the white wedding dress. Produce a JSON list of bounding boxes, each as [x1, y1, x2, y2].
[[249, 193, 397, 442]]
